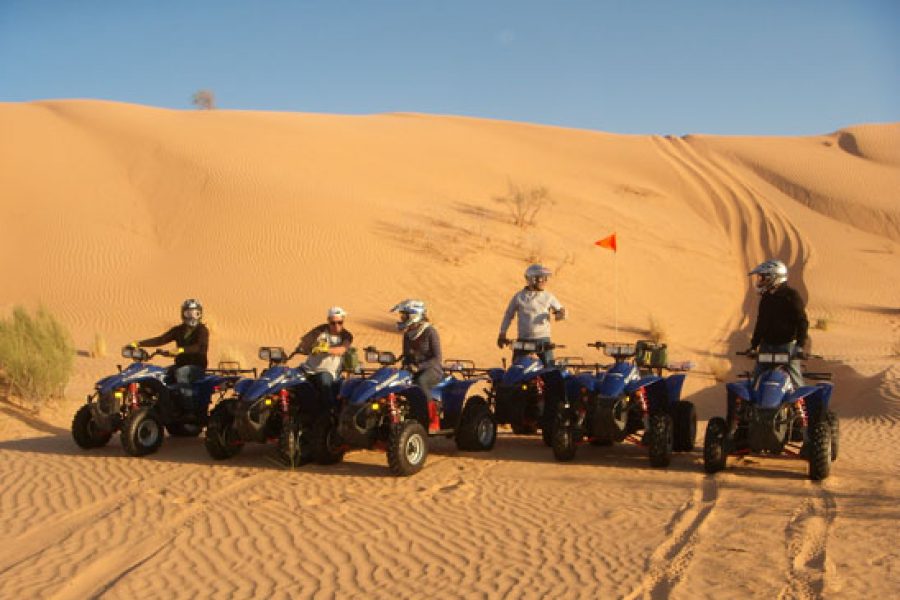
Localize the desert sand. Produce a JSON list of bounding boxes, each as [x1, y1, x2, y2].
[[0, 100, 898, 598]]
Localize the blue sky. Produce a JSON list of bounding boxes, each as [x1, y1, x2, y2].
[[1, 0, 897, 135]]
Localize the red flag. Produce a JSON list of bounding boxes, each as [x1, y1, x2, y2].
[[595, 233, 617, 252]]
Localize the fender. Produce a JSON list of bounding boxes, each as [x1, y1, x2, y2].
[[664, 374, 686, 404], [726, 380, 752, 402], [350, 368, 413, 405], [436, 377, 484, 419], [98, 363, 167, 396], [565, 373, 597, 399], [796, 382, 833, 419], [626, 374, 663, 395], [754, 369, 793, 410], [501, 358, 544, 386], [487, 368, 505, 384]]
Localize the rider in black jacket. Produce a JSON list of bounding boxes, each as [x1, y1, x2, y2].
[[135, 299, 209, 406]]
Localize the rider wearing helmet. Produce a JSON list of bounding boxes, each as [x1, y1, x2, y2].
[[135, 299, 210, 407], [747, 259, 809, 387], [497, 264, 566, 366], [295, 306, 354, 409], [392, 300, 443, 407]]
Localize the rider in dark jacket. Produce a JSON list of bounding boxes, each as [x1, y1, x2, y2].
[[392, 300, 443, 423], [135, 299, 208, 406]]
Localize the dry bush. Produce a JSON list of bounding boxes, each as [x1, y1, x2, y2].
[[647, 315, 667, 344], [192, 89, 215, 110], [813, 318, 829, 331], [90, 333, 107, 358], [0, 306, 74, 403], [494, 182, 554, 228]]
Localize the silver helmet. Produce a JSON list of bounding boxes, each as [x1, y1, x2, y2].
[[390, 299, 427, 331], [524, 264, 552, 288], [181, 298, 203, 327], [749, 260, 787, 294]]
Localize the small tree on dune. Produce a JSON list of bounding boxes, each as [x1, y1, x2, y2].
[[494, 182, 554, 228], [192, 89, 216, 110]]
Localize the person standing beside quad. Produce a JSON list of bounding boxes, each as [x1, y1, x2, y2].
[[497, 264, 566, 366], [133, 298, 209, 409], [295, 306, 353, 410]]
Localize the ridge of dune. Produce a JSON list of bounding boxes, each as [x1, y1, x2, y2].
[[1, 99, 899, 598]]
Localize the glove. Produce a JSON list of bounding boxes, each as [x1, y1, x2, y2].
[[497, 335, 508, 349], [175, 347, 185, 355], [554, 307, 567, 321], [129, 341, 139, 348], [312, 340, 330, 355]]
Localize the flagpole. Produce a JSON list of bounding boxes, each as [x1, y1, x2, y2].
[[614, 246, 619, 339]]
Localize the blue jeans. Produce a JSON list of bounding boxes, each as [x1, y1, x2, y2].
[[513, 337, 554, 367], [174, 365, 204, 407], [309, 371, 336, 411]]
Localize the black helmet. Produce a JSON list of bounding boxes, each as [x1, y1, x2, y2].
[[181, 298, 203, 327]]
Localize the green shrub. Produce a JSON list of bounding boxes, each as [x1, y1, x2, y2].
[[0, 306, 74, 402]]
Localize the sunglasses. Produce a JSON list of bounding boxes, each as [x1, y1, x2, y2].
[[329, 320, 344, 325]]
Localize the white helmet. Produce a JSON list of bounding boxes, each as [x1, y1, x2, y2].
[[390, 299, 427, 331], [749, 259, 788, 294], [524, 264, 552, 287], [327, 306, 347, 321], [181, 298, 203, 327]]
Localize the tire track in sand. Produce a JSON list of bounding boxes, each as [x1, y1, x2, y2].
[[624, 476, 719, 600], [777, 488, 837, 600], [45, 470, 270, 600]]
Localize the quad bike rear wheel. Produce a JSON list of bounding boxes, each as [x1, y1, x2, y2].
[[826, 410, 839, 461], [121, 407, 164, 456], [72, 403, 113, 449], [672, 401, 697, 452], [455, 397, 497, 452], [166, 423, 203, 437], [592, 395, 628, 445], [703, 417, 728, 474], [387, 420, 428, 476], [204, 400, 243, 460], [511, 423, 537, 435], [648, 413, 673, 468], [311, 413, 345, 465], [808, 420, 832, 481]]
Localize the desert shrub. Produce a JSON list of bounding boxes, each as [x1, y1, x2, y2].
[[494, 182, 553, 228], [192, 89, 216, 110], [648, 315, 667, 344], [0, 306, 74, 402]]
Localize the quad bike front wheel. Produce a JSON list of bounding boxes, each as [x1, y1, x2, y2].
[[552, 426, 578, 462], [205, 401, 243, 460], [72, 403, 113, 449], [121, 407, 164, 456], [672, 401, 697, 452], [808, 420, 832, 481], [455, 397, 497, 452], [387, 420, 428, 476], [648, 413, 674, 468], [703, 417, 728, 474], [278, 422, 308, 468]]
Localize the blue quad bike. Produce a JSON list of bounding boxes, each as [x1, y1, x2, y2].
[[331, 347, 497, 476], [204, 346, 343, 467], [489, 339, 571, 446], [71, 346, 251, 456], [551, 340, 695, 467], [703, 350, 839, 480]]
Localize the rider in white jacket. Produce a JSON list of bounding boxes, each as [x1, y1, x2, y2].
[[497, 264, 566, 366]]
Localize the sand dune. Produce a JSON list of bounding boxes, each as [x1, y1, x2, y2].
[[1, 100, 898, 598]]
